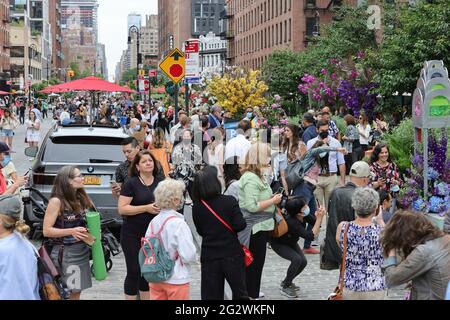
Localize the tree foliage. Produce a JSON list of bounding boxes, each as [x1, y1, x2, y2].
[[370, 0, 450, 96], [206, 67, 268, 117]]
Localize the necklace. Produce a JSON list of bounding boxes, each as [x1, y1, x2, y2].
[[139, 175, 154, 188]]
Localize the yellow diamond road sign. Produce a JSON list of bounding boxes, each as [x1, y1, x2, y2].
[[159, 48, 185, 84]]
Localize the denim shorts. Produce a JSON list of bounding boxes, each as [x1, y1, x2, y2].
[[1, 129, 13, 137]]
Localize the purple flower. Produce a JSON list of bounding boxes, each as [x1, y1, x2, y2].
[[279, 119, 289, 125], [429, 196, 446, 213], [428, 167, 440, 180], [329, 58, 338, 65], [434, 182, 450, 197], [272, 103, 279, 109], [274, 94, 281, 102], [331, 73, 337, 80], [350, 70, 358, 79], [412, 198, 429, 212], [298, 84, 309, 94], [321, 68, 327, 75], [357, 51, 366, 59]]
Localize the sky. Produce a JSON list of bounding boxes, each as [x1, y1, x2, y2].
[[97, 0, 158, 82]]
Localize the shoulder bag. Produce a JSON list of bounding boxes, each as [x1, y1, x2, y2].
[[201, 199, 254, 267], [328, 222, 350, 300], [272, 207, 288, 238]]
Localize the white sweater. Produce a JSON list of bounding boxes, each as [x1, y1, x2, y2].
[[145, 210, 198, 285]]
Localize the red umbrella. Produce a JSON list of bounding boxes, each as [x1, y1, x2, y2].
[[0, 90, 10, 95], [40, 76, 136, 93]]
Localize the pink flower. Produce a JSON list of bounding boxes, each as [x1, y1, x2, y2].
[[350, 70, 358, 79], [321, 68, 327, 75], [318, 82, 325, 89], [331, 73, 337, 80], [279, 119, 289, 125], [272, 103, 279, 109], [313, 93, 321, 101], [274, 94, 281, 102]]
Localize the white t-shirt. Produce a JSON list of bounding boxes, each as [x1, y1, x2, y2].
[[224, 134, 251, 162], [357, 124, 371, 145]]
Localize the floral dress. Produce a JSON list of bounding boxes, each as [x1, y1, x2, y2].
[[339, 222, 386, 292], [369, 161, 402, 192]]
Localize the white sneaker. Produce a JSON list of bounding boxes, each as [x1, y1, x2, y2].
[[258, 291, 265, 298]]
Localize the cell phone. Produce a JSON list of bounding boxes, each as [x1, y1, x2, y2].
[[277, 187, 285, 194]]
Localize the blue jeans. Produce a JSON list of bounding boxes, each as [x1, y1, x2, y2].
[[293, 181, 317, 249]]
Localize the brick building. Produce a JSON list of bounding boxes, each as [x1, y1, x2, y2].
[[49, 0, 64, 80], [225, 0, 356, 69], [0, 0, 10, 89]]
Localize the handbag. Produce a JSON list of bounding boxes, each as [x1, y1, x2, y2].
[[272, 208, 288, 238], [285, 159, 304, 190], [201, 199, 254, 267], [328, 222, 350, 300]]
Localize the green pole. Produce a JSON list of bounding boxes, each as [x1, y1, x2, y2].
[[174, 83, 179, 123], [185, 83, 189, 114]]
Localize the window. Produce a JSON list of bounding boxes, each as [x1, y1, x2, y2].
[[289, 18, 291, 41], [276, 24, 278, 45], [306, 17, 318, 36], [11, 46, 24, 58], [284, 20, 287, 43]]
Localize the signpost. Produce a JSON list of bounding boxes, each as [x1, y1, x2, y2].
[[159, 48, 186, 122], [184, 39, 200, 84]]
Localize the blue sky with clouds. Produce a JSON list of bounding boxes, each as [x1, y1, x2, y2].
[[97, 0, 157, 81]]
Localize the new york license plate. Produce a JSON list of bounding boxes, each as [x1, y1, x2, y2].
[[84, 176, 101, 185]]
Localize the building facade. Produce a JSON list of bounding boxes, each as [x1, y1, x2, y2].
[[49, 0, 64, 80], [192, 0, 225, 37], [61, 0, 98, 75], [158, 0, 191, 58], [199, 31, 226, 75], [140, 14, 158, 59], [224, 0, 355, 69], [0, 0, 10, 90]]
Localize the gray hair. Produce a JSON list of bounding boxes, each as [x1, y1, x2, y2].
[[210, 105, 222, 113], [154, 179, 185, 210], [351, 187, 380, 217]]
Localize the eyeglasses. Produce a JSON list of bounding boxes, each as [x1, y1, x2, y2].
[[73, 174, 83, 179]]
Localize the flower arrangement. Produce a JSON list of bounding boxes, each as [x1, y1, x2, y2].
[[256, 94, 289, 129], [398, 132, 450, 215], [297, 52, 379, 116]]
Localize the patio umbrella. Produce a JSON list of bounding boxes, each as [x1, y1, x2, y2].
[[40, 76, 136, 93]]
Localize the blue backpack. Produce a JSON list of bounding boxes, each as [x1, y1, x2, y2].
[[139, 216, 179, 283]]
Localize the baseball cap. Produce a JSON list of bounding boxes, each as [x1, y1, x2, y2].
[[350, 161, 370, 178], [0, 194, 22, 219], [303, 112, 315, 123], [0, 141, 10, 153]]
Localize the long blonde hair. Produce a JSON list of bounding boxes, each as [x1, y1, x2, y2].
[[241, 142, 271, 179]]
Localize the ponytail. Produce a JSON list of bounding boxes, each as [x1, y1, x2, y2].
[[0, 214, 30, 235]]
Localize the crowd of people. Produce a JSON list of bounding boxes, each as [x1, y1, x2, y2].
[[0, 93, 449, 301]]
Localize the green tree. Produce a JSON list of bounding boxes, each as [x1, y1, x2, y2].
[[70, 62, 81, 79], [372, 0, 450, 96]]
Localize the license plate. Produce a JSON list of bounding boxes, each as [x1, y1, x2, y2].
[[84, 176, 101, 185]]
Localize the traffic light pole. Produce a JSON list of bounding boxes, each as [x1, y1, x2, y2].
[[185, 83, 189, 114]]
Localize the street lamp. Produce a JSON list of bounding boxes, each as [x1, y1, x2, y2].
[[28, 43, 37, 104], [128, 25, 142, 97]]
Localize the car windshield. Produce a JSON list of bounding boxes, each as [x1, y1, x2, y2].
[[43, 136, 124, 163]]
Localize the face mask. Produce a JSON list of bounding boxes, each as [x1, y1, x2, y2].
[[303, 206, 310, 217], [1, 155, 11, 168], [319, 152, 327, 158], [182, 138, 191, 145], [263, 169, 273, 185], [246, 112, 253, 119], [319, 131, 329, 139]]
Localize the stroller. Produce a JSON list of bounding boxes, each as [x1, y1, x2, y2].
[[21, 186, 121, 272]]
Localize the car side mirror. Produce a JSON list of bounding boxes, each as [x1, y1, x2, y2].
[[24, 146, 38, 158]]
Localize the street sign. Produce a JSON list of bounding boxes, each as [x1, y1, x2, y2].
[[148, 69, 157, 77], [159, 48, 185, 84], [139, 79, 145, 93], [184, 39, 200, 84]]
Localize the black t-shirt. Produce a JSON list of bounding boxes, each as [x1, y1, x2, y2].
[[120, 175, 163, 226]]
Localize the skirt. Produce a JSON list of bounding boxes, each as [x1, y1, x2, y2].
[[51, 242, 92, 293]]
